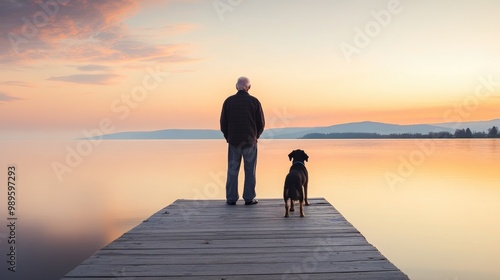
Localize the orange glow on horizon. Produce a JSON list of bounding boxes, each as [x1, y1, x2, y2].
[[1, 1, 500, 138]]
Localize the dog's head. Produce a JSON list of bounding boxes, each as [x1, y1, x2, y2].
[[288, 149, 309, 164]]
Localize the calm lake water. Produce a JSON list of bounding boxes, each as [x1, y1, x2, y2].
[[0, 139, 499, 280]]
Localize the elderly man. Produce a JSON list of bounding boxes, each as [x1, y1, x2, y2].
[[220, 76, 265, 205]]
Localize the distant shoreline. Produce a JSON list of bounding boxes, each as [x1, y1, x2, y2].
[[76, 120, 500, 140], [301, 130, 499, 139]]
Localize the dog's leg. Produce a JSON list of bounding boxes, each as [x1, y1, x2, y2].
[[284, 200, 289, 218], [304, 179, 310, 206], [290, 200, 295, 212], [299, 200, 305, 217]]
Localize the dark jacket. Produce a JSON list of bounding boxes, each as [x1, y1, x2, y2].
[[220, 90, 265, 146]]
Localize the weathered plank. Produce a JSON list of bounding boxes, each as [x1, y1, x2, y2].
[[62, 271, 408, 280], [62, 198, 409, 279], [81, 250, 388, 265], [64, 261, 400, 277]]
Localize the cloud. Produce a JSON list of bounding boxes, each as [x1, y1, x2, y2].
[[109, 40, 197, 63], [47, 74, 124, 85], [0, 80, 35, 87], [140, 23, 199, 36], [1, 1, 136, 56], [0, 92, 21, 102], [0, 0, 197, 65], [76, 64, 112, 72]]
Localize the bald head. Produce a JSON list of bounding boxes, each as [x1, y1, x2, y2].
[[236, 76, 251, 91]]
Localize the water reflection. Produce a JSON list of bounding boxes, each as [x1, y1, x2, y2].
[[0, 139, 498, 279]]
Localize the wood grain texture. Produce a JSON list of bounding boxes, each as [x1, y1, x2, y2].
[[62, 198, 409, 279]]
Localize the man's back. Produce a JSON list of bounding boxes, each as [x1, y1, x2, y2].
[[220, 90, 265, 146]]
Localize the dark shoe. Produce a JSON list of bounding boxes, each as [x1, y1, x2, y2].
[[244, 199, 258, 205], [226, 201, 236, 205]]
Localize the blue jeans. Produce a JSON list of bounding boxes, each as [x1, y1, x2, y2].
[[226, 143, 257, 202]]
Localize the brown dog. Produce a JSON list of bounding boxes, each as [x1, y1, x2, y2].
[[283, 149, 309, 217]]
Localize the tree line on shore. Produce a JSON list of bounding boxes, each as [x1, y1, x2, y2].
[[302, 126, 500, 139]]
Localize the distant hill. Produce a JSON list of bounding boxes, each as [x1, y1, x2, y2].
[[436, 118, 500, 132], [86, 119, 500, 140]]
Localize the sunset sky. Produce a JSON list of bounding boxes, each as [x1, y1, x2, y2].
[[1, 0, 500, 139]]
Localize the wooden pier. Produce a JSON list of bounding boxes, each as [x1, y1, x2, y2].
[[63, 198, 409, 279]]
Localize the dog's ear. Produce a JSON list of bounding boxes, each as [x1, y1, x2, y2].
[[288, 151, 294, 161]]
